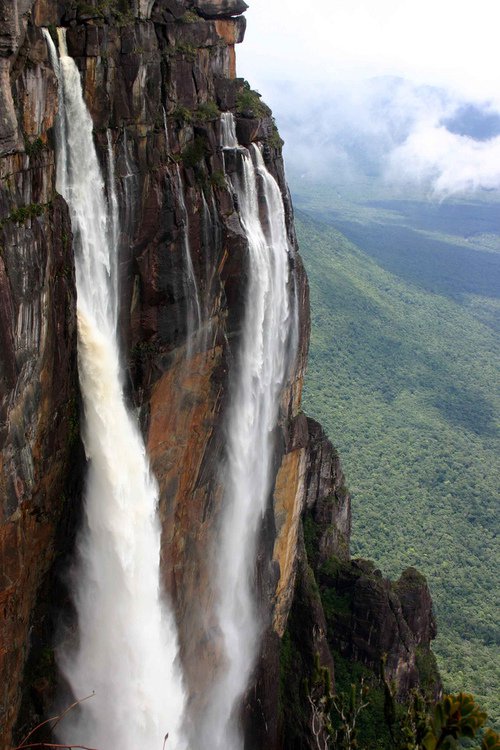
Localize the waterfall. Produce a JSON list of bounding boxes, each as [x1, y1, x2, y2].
[[122, 128, 138, 238], [173, 165, 202, 348], [43, 29, 186, 750], [220, 112, 239, 149], [201, 189, 221, 313], [162, 105, 202, 350], [198, 113, 295, 749], [106, 130, 120, 323]]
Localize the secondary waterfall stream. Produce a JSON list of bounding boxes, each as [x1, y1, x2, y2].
[[43, 30, 186, 750], [198, 113, 295, 749], [173, 165, 202, 349]]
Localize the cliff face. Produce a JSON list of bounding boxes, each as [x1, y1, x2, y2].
[[0, 1, 312, 744], [0, 2, 438, 748], [0, 0, 80, 740], [279, 423, 440, 750]]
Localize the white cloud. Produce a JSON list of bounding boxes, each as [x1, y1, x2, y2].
[[237, 0, 500, 195], [239, 0, 500, 106], [387, 125, 500, 195]]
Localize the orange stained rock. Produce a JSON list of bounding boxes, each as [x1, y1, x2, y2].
[[272, 446, 307, 637]]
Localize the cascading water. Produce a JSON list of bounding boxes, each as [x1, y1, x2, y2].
[[43, 29, 186, 750], [197, 113, 295, 749], [105, 130, 119, 320], [173, 165, 202, 348], [162, 105, 202, 351], [201, 189, 221, 315], [121, 128, 138, 237]]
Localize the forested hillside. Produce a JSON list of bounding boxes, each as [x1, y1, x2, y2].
[[294, 199, 500, 727]]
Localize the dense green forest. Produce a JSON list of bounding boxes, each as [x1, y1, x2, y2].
[[293, 192, 499, 727]]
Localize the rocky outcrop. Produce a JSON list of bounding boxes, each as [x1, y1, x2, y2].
[[277, 549, 335, 750], [317, 558, 439, 698], [394, 566, 438, 647], [193, 0, 248, 18], [300, 428, 438, 703], [304, 418, 351, 564], [275, 423, 440, 749], [246, 417, 339, 750]]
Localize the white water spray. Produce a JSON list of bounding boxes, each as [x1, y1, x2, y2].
[[44, 29, 186, 750], [198, 113, 294, 749], [106, 130, 120, 320], [220, 112, 239, 149]]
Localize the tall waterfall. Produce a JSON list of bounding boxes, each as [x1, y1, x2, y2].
[[199, 113, 295, 749], [43, 30, 186, 750]]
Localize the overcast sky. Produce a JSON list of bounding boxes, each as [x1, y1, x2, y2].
[[236, 0, 500, 194]]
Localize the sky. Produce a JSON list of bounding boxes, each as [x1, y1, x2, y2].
[[236, 0, 500, 195]]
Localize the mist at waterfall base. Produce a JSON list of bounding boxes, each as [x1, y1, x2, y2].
[[44, 31, 187, 750]]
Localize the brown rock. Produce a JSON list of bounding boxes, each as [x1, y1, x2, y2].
[[394, 567, 437, 645], [215, 15, 246, 44], [193, 0, 248, 19], [271, 441, 307, 637], [0, 60, 20, 154], [304, 418, 351, 563], [0, 191, 80, 748], [0, 11, 82, 742], [0, 2, 437, 748]]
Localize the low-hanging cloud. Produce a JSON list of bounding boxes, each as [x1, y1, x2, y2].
[[387, 123, 500, 196], [238, 0, 500, 197], [261, 75, 500, 196]]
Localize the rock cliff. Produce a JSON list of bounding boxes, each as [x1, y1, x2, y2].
[[1, 0, 80, 740], [0, 1, 439, 748]]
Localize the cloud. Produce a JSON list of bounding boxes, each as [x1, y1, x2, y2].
[[252, 74, 500, 196], [237, 0, 500, 196], [239, 0, 500, 108], [387, 125, 500, 196]]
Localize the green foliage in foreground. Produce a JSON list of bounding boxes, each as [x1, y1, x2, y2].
[[282, 626, 499, 749], [308, 646, 498, 750], [295, 211, 500, 727]]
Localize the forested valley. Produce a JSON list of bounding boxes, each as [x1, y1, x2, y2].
[[294, 189, 500, 727]]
